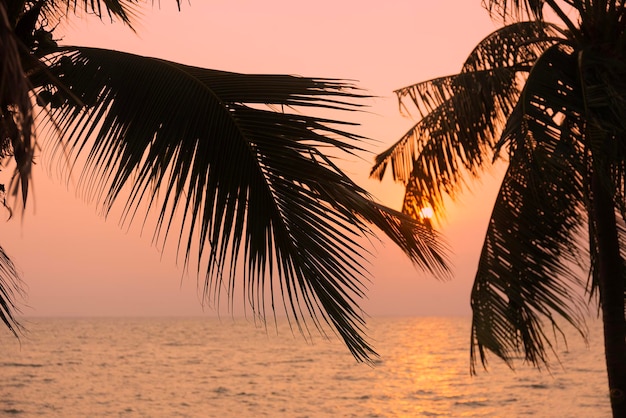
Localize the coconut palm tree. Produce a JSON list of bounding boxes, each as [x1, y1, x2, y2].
[[0, 0, 449, 362], [372, 0, 626, 415]]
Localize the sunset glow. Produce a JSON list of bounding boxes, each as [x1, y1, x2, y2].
[[419, 207, 435, 220], [1, 2, 498, 318]]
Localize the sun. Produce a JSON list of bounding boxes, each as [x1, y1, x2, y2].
[[419, 206, 434, 220]]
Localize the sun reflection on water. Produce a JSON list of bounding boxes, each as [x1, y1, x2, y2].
[[1, 316, 608, 417]]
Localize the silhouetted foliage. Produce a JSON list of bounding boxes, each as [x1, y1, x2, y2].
[[0, 0, 449, 362], [374, 1, 626, 415]]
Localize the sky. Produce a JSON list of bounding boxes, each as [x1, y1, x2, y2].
[[1, 1, 507, 319]]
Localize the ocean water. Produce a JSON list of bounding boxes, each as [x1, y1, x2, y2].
[[0, 316, 610, 417]]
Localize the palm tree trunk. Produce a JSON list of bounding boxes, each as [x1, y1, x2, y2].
[[591, 170, 626, 418]]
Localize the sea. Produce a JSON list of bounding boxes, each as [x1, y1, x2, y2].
[[0, 316, 610, 417]]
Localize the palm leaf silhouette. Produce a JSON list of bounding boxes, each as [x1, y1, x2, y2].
[[27, 46, 449, 360]]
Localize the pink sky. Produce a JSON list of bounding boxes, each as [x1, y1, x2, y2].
[[1, 2, 504, 318]]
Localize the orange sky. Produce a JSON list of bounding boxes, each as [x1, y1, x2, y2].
[[1, 2, 505, 318]]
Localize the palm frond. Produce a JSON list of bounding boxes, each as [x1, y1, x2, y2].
[[470, 42, 589, 371], [0, 2, 35, 208], [483, 0, 584, 36], [577, 45, 626, 224], [0, 243, 24, 337], [374, 68, 519, 215], [470, 119, 588, 371], [574, 37, 626, 310], [394, 22, 561, 119], [34, 46, 449, 361], [40, 0, 145, 28], [496, 43, 584, 152], [372, 22, 561, 215], [482, 0, 547, 21]]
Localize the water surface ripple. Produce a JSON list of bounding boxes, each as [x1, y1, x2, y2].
[[1, 317, 609, 417]]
